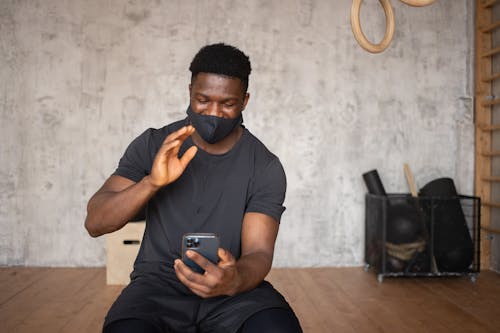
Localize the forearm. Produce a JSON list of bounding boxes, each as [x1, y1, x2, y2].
[[85, 176, 159, 237], [233, 251, 273, 294]]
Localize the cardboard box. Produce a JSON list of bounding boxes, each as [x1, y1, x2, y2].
[[106, 222, 145, 285]]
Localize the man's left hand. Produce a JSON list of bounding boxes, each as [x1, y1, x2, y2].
[[174, 248, 241, 298]]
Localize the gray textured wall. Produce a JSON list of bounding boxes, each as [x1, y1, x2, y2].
[[0, 0, 474, 267]]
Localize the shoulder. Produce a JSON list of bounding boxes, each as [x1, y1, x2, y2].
[[243, 128, 284, 171], [243, 129, 287, 221]]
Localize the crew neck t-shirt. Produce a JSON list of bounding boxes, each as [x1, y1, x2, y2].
[[113, 119, 287, 275]]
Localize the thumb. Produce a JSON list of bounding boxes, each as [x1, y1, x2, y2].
[[218, 248, 235, 264]]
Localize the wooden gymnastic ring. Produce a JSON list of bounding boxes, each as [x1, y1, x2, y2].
[[351, 0, 395, 54], [399, 0, 436, 7]]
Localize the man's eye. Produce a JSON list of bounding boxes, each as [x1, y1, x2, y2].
[[198, 99, 208, 104], [224, 103, 235, 107]]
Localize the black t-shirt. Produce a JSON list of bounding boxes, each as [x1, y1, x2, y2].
[[114, 119, 287, 271]]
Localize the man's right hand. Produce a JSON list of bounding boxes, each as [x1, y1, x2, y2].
[[148, 125, 198, 188], [84, 125, 197, 237]]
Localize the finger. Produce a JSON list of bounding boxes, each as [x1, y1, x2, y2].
[[171, 125, 195, 142], [173, 128, 195, 147], [174, 259, 204, 282], [153, 140, 182, 166], [179, 125, 196, 139], [174, 260, 211, 295], [157, 129, 186, 156], [183, 283, 209, 298], [160, 125, 193, 149], [217, 248, 235, 264], [169, 126, 196, 156], [175, 258, 219, 289], [160, 139, 181, 154], [186, 250, 218, 274], [163, 126, 187, 144], [170, 125, 194, 139], [179, 146, 198, 168], [182, 280, 211, 298]]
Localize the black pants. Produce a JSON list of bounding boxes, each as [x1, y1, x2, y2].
[[103, 307, 302, 333], [104, 265, 296, 333]]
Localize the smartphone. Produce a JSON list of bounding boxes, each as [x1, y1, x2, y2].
[[181, 233, 220, 274]]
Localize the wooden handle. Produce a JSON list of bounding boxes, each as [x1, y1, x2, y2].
[[399, 0, 437, 7], [482, 226, 500, 235], [350, 0, 395, 53], [404, 163, 418, 197]]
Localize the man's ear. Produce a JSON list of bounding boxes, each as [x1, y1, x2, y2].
[[189, 83, 192, 96], [241, 93, 250, 112]]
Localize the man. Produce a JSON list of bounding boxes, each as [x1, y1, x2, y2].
[[85, 43, 302, 333]]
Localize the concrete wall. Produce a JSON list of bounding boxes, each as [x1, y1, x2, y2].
[[0, 0, 474, 267]]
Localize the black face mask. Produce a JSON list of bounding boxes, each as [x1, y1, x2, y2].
[[186, 106, 243, 144]]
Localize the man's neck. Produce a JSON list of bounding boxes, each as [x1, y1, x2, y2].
[[191, 126, 244, 155]]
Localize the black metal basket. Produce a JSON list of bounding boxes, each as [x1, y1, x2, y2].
[[364, 193, 480, 282]]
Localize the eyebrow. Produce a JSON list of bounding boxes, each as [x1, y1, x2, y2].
[[194, 93, 239, 102]]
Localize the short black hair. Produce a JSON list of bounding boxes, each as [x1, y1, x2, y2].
[[189, 43, 252, 92]]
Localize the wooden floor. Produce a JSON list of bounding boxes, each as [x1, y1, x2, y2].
[[0, 267, 499, 333]]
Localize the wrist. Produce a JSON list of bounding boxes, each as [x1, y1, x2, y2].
[[228, 266, 244, 296], [142, 175, 163, 192]]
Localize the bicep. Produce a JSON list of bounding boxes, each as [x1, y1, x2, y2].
[[88, 175, 137, 208], [240, 212, 279, 259], [99, 175, 137, 193]]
